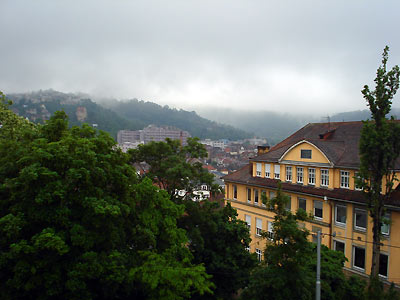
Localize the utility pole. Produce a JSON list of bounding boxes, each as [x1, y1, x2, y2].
[[316, 230, 321, 300]]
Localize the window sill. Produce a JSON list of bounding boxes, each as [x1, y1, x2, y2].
[[335, 222, 346, 228], [352, 266, 365, 273]]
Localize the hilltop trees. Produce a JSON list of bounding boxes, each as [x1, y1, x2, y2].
[[358, 46, 400, 279], [0, 100, 212, 299]]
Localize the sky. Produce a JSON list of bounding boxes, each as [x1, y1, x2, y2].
[[1, 0, 400, 115]]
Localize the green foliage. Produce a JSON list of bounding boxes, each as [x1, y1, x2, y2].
[[7, 90, 251, 140], [129, 137, 219, 200], [0, 102, 213, 299], [180, 201, 257, 299], [359, 46, 400, 278], [241, 184, 366, 300], [109, 99, 251, 140]]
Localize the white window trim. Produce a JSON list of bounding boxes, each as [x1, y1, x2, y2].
[[321, 169, 329, 187], [297, 167, 304, 184], [354, 208, 367, 232], [256, 248, 262, 262], [286, 166, 292, 182], [379, 253, 389, 278], [274, 165, 280, 179], [265, 164, 271, 178], [340, 170, 350, 189], [333, 240, 345, 253], [256, 218, 263, 236], [352, 246, 366, 272], [335, 204, 347, 226], [381, 213, 390, 236], [308, 168, 315, 185], [314, 200, 323, 220], [254, 189, 259, 205], [245, 215, 251, 230], [256, 163, 262, 177]]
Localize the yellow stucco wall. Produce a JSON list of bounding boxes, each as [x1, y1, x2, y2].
[[225, 181, 400, 285], [281, 142, 330, 164]]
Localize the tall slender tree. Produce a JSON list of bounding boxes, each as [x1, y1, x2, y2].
[[358, 46, 400, 278]]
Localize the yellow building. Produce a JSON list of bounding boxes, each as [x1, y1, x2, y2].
[[223, 121, 400, 285]]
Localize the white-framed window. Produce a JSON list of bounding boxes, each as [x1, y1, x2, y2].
[[286, 195, 291, 211], [298, 197, 306, 211], [354, 208, 367, 231], [355, 172, 363, 191], [335, 204, 347, 225], [233, 185, 237, 199], [256, 248, 262, 262], [269, 191, 276, 210], [254, 189, 259, 205], [274, 165, 280, 179], [308, 168, 315, 185], [256, 163, 262, 177], [245, 215, 251, 230], [256, 218, 263, 236], [334, 240, 345, 254], [297, 167, 304, 184], [301, 149, 312, 159], [321, 169, 329, 187], [314, 200, 323, 220], [267, 221, 274, 240], [265, 164, 271, 178], [247, 188, 251, 203], [245, 246, 250, 252], [286, 166, 292, 182], [261, 190, 266, 207], [353, 246, 366, 271], [340, 171, 350, 188], [379, 253, 389, 277], [381, 213, 390, 236]]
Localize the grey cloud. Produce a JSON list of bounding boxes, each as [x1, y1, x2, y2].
[[1, 0, 400, 115]]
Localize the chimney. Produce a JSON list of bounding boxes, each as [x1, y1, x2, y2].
[[257, 145, 270, 156]]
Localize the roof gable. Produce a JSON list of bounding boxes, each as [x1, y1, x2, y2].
[[279, 140, 332, 166]]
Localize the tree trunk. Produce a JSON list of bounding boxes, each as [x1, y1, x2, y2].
[[370, 202, 383, 277]]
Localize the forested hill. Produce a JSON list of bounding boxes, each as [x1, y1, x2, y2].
[[6, 90, 251, 140], [104, 98, 251, 140]]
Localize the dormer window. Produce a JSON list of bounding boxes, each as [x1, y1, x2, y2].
[[301, 149, 312, 159], [256, 163, 262, 177]]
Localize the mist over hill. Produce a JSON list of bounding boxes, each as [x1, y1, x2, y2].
[[194, 107, 318, 145], [6, 90, 251, 140]]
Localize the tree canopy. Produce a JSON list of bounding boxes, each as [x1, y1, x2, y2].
[[0, 100, 213, 299], [359, 46, 400, 279], [129, 138, 219, 200]]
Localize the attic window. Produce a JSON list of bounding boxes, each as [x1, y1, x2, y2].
[[301, 149, 312, 159]]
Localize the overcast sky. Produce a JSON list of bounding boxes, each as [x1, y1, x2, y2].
[[1, 0, 400, 115]]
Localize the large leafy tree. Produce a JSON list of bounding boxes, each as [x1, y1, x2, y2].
[[179, 201, 257, 299], [129, 138, 219, 201], [0, 102, 212, 299], [358, 46, 400, 278], [241, 185, 366, 300], [129, 139, 256, 298]]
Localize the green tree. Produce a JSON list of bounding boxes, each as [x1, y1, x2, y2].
[[0, 106, 212, 299], [358, 46, 400, 278], [241, 184, 366, 300], [179, 201, 257, 299], [130, 139, 257, 298], [129, 138, 219, 201]]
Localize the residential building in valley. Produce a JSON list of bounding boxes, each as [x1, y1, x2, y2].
[[223, 121, 400, 284]]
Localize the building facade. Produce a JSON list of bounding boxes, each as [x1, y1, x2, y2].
[[223, 121, 400, 284], [117, 125, 191, 145]]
